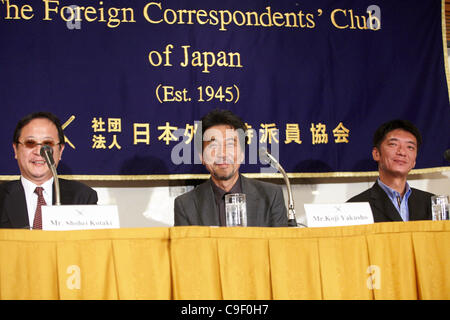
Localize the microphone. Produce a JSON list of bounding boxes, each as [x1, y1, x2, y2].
[[40, 145, 55, 166], [445, 149, 450, 162], [259, 148, 299, 227], [40, 145, 61, 205]]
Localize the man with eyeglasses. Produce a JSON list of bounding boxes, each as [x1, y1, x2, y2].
[[0, 112, 98, 229]]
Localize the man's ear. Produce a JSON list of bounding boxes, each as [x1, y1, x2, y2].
[[58, 144, 65, 160], [372, 147, 380, 162], [237, 144, 245, 164], [12, 143, 18, 160]]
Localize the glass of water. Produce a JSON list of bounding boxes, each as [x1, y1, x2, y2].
[[431, 195, 449, 221], [225, 193, 247, 227]]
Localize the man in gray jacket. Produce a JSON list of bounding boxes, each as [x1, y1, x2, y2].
[[174, 109, 288, 227]]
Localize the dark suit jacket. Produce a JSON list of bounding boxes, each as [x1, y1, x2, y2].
[[0, 179, 98, 229], [174, 175, 288, 227], [347, 182, 434, 222]]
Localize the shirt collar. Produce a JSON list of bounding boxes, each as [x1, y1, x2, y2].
[[21, 176, 54, 196], [211, 175, 242, 202], [377, 178, 411, 199]]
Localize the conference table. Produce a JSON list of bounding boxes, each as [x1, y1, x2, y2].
[[0, 220, 449, 300]]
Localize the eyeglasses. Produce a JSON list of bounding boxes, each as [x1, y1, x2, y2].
[[17, 139, 61, 149]]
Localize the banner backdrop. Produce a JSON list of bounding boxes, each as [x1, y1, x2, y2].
[[1, 0, 449, 179]]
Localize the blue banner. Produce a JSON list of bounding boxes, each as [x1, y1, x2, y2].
[[1, 0, 449, 178]]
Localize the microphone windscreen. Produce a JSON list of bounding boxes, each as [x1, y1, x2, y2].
[[259, 147, 270, 164], [444, 149, 450, 162], [40, 145, 53, 157], [40, 145, 55, 165]]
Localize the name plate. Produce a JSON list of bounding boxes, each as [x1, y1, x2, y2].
[[304, 202, 374, 227], [41, 205, 120, 230]]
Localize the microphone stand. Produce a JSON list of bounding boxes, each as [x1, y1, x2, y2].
[[50, 164, 61, 206], [41, 146, 61, 206], [265, 152, 298, 227]]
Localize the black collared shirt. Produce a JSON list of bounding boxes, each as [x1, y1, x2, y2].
[[211, 176, 242, 226]]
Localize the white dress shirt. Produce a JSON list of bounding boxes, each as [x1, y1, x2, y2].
[[21, 176, 53, 228]]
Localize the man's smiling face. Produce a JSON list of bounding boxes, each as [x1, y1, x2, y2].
[[372, 128, 417, 179], [201, 124, 243, 182], [13, 118, 64, 185]]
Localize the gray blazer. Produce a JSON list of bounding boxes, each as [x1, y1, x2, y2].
[[174, 175, 288, 227]]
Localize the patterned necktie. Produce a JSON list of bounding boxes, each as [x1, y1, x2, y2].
[[33, 187, 46, 230]]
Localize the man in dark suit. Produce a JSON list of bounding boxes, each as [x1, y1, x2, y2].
[[0, 112, 98, 229], [347, 119, 434, 222], [174, 109, 288, 227]]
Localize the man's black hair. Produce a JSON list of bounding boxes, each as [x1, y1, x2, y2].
[[13, 111, 65, 146], [195, 108, 247, 152], [373, 119, 422, 150]]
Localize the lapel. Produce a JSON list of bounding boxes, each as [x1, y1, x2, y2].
[[240, 175, 260, 226], [193, 175, 262, 226], [194, 180, 220, 226], [370, 182, 403, 222], [3, 181, 30, 228], [52, 178, 67, 205], [407, 189, 430, 221]]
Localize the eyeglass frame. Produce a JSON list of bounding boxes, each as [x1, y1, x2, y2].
[[16, 139, 62, 149]]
